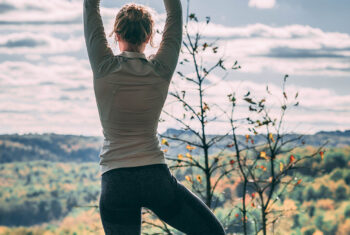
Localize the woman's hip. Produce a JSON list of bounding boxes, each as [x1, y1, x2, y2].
[[100, 163, 175, 206]]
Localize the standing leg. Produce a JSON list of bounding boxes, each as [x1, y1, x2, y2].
[[99, 169, 142, 235]]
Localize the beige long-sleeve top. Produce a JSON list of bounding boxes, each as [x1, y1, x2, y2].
[[83, 0, 183, 175]]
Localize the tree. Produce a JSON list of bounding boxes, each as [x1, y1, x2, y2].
[[158, 0, 240, 209], [225, 74, 327, 234], [150, 1, 328, 234]]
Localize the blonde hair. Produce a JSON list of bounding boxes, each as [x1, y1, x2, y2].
[[109, 3, 156, 50]]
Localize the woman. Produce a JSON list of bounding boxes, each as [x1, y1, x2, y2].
[[83, 0, 226, 234]]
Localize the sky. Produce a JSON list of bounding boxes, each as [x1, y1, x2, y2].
[[0, 0, 349, 137]]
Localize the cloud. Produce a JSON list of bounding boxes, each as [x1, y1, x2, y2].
[[187, 22, 350, 45], [0, 0, 82, 24], [248, 0, 276, 9], [3, 0, 348, 76], [0, 58, 101, 136], [0, 32, 83, 54], [25, 54, 42, 61], [0, 3, 16, 14], [262, 46, 348, 58], [183, 22, 350, 76], [0, 59, 91, 88], [0, 37, 46, 48]]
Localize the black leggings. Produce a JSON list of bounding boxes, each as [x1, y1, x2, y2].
[[99, 163, 226, 235]]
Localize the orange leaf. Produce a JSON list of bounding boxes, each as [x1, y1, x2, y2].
[[186, 144, 196, 151], [185, 175, 192, 183], [245, 134, 250, 143], [196, 175, 202, 183], [289, 155, 295, 164], [260, 151, 269, 160], [203, 102, 210, 111], [296, 179, 302, 185], [319, 151, 324, 160]]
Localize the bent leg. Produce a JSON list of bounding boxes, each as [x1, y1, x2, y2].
[[147, 174, 226, 235]]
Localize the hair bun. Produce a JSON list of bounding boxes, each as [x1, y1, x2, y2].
[[126, 6, 143, 21], [109, 3, 156, 48]]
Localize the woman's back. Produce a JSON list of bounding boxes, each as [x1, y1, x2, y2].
[[95, 52, 168, 135], [93, 51, 172, 174], [83, 0, 183, 175]]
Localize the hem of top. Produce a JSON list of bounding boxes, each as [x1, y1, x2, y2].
[[99, 158, 167, 176]]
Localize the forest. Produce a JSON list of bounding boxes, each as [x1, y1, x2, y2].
[[0, 131, 349, 234]]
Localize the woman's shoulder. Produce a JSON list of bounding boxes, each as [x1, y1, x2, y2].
[[147, 54, 173, 82]]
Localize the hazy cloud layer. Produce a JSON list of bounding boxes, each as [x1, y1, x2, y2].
[[0, 0, 349, 135]]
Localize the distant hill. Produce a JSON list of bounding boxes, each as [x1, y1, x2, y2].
[[0, 129, 349, 163], [0, 133, 102, 163]]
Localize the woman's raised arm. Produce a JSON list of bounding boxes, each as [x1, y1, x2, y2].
[[83, 0, 114, 79], [152, 0, 183, 80]]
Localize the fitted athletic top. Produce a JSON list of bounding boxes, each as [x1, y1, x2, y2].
[[83, 0, 183, 175]]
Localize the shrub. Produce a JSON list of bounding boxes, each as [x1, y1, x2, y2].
[[317, 185, 333, 199], [324, 154, 347, 173], [345, 205, 350, 218], [308, 205, 315, 217], [335, 185, 347, 201], [344, 173, 350, 185], [315, 215, 324, 229], [330, 169, 343, 181], [303, 227, 315, 235], [306, 187, 317, 201]]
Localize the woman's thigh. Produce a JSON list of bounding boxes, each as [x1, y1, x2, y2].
[[99, 163, 174, 234]]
